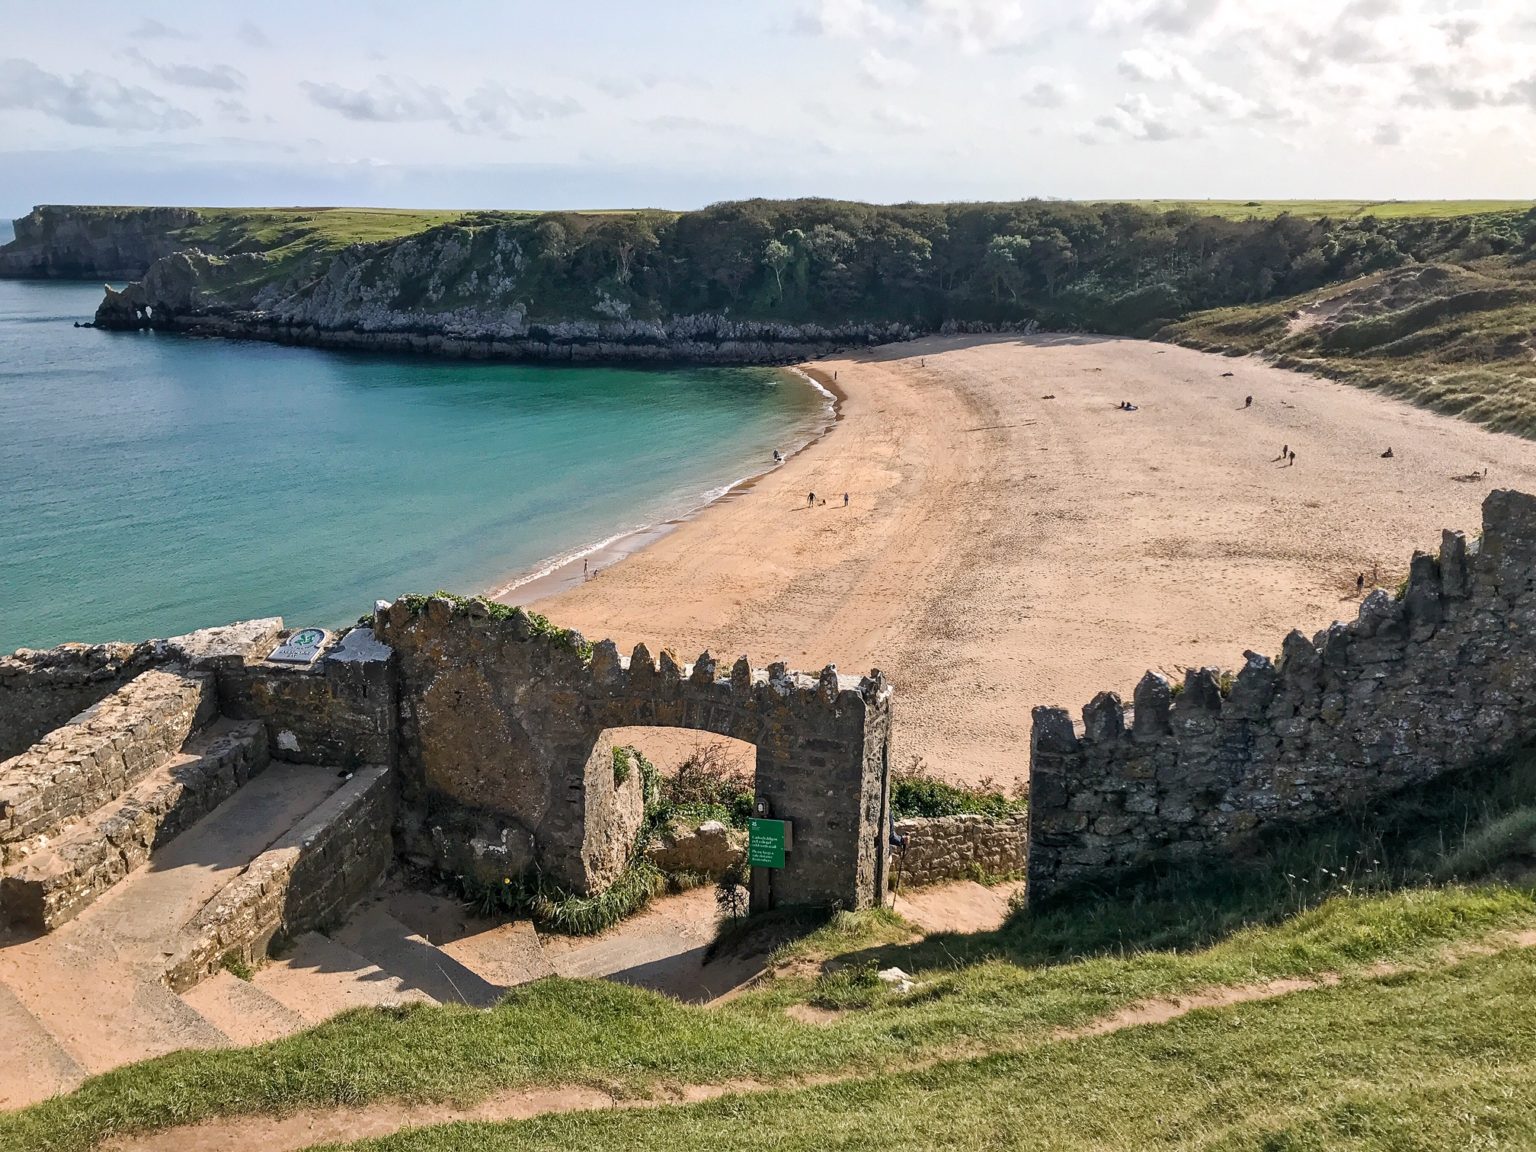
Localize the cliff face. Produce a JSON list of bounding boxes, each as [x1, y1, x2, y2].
[[90, 222, 924, 363], [0, 206, 202, 279]]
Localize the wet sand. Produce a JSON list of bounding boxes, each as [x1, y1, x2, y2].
[[529, 334, 1536, 787]]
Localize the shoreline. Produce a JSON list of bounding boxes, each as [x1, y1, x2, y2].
[[520, 333, 1536, 787], [491, 367, 843, 608]]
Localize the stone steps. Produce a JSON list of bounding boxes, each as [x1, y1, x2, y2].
[[0, 667, 217, 862], [1, 719, 270, 931], [179, 970, 310, 1046], [250, 931, 435, 1024], [0, 977, 84, 1109], [332, 903, 504, 1008], [0, 763, 345, 1100]]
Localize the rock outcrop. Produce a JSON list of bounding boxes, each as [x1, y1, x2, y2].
[[0, 206, 201, 279]]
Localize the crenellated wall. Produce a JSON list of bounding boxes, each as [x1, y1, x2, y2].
[[1028, 489, 1536, 902], [376, 595, 896, 906]]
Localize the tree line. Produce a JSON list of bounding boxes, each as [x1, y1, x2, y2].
[[427, 200, 1536, 334]]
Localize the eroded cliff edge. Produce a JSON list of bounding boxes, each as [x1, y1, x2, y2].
[[0, 206, 203, 280]]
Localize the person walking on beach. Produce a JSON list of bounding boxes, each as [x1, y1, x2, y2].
[[1279, 444, 1289, 462], [843, 492, 849, 507], [1245, 395, 1253, 408], [808, 491, 816, 507], [583, 558, 589, 578], [1357, 572, 1365, 595], [1288, 450, 1296, 467]]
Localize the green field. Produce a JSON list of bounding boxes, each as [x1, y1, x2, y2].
[[1109, 198, 1536, 220]]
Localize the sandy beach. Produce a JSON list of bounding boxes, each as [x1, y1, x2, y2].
[[526, 334, 1536, 787]]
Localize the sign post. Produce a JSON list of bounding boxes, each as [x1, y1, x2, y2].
[[748, 798, 791, 914]]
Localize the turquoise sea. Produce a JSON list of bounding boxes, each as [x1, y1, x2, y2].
[[0, 278, 827, 652]]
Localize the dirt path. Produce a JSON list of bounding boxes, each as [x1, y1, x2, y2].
[[531, 335, 1536, 786], [106, 933, 1536, 1152]]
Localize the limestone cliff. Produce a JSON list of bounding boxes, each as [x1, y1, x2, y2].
[[0, 206, 201, 279], [89, 229, 919, 363]]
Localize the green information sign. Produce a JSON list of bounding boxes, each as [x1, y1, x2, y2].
[[748, 818, 787, 869]]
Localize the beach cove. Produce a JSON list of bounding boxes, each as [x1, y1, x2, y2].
[[532, 334, 1536, 788]]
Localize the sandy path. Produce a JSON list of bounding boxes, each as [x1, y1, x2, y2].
[[530, 334, 1536, 787]]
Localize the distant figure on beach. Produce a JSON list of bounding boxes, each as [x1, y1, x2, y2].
[[1381, 447, 1394, 458], [1288, 450, 1296, 467], [808, 491, 815, 507], [843, 492, 849, 507], [920, 358, 926, 367], [1278, 444, 1289, 461], [583, 558, 589, 578], [1357, 572, 1365, 595], [1244, 395, 1253, 408], [833, 371, 838, 382]]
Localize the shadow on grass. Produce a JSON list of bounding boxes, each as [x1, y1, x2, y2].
[[838, 748, 1536, 977]]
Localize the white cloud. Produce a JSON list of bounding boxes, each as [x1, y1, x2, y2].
[[127, 18, 189, 41], [303, 76, 455, 124], [870, 103, 931, 133], [123, 48, 246, 92], [1092, 92, 1195, 141], [859, 47, 917, 88], [238, 22, 273, 50], [1371, 121, 1403, 145], [0, 58, 197, 130], [302, 75, 580, 136], [796, 0, 1036, 53]]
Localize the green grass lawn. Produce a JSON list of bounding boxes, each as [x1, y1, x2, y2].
[[1108, 199, 1536, 220], [325, 947, 1536, 1151]]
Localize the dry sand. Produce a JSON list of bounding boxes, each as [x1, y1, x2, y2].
[[530, 334, 1536, 788]]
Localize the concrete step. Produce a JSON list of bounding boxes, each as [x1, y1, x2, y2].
[[0, 977, 84, 1109], [1, 719, 270, 931], [437, 921, 556, 990], [179, 969, 310, 1046], [251, 931, 435, 1025], [0, 763, 342, 1081], [334, 903, 504, 1008], [5, 963, 231, 1077]]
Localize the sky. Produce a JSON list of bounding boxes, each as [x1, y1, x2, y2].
[[1, 0, 1533, 216]]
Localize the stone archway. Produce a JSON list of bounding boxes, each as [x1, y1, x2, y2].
[[375, 598, 895, 909]]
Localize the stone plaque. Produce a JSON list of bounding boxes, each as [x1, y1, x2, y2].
[[268, 627, 329, 665]]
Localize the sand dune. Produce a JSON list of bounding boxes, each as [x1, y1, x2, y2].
[[531, 334, 1536, 787]]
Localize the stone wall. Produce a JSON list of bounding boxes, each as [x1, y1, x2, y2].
[[1028, 489, 1536, 902], [217, 627, 396, 769], [0, 643, 158, 762], [375, 596, 895, 907], [890, 813, 1029, 889], [0, 668, 217, 863], [165, 764, 394, 991], [3, 721, 269, 931]]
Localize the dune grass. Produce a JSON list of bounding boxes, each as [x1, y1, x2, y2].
[[1165, 259, 1536, 438]]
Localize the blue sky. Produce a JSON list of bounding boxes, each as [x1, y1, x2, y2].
[[1, 0, 1533, 215]]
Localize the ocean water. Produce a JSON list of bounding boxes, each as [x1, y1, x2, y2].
[[0, 279, 827, 652]]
